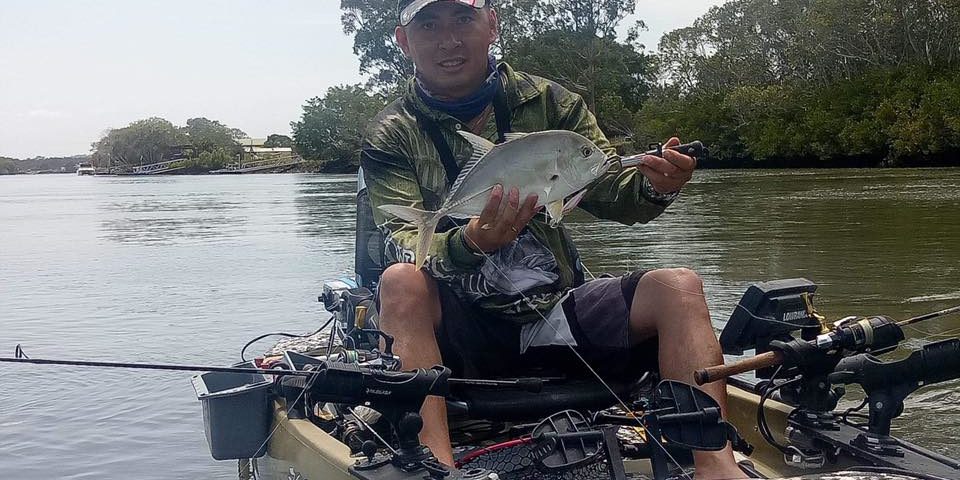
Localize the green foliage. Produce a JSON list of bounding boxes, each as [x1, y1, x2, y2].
[[264, 134, 293, 148], [640, 0, 960, 167], [0, 156, 93, 174], [337, 0, 654, 141], [91, 117, 244, 169], [504, 28, 654, 136], [183, 117, 243, 155], [332, 0, 960, 167], [340, 0, 412, 94], [639, 67, 960, 166], [91, 117, 185, 166], [0, 157, 17, 174], [291, 84, 387, 172], [182, 147, 233, 171]]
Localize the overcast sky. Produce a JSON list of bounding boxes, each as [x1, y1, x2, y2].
[[0, 0, 723, 159]]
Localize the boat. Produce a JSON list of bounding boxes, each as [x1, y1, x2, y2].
[[76, 162, 95, 175], [190, 276, 960, 480], [187, 175, 960, 480]]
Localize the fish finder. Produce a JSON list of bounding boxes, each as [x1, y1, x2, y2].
[[720, 278, 823, 377]]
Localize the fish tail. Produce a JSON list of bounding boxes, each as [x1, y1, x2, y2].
[[377, 204, 443, 270]]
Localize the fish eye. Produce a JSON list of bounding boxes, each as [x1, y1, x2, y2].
[[580, 145, 592, 158]]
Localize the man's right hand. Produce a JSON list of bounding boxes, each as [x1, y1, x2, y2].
[[463, 185, 539, 254]]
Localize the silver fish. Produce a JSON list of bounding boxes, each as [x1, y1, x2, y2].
[[380, 130, 611, 269]]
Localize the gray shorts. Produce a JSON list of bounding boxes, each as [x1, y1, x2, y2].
[[436, 269, 658, 380]]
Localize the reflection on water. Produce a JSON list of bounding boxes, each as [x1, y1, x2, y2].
[[101, 215, 247, 244], [0, 169, 958, 479], [294, 174, 356, 247]]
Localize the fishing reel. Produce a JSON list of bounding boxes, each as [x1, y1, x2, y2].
[[712, 278, 908, 413], [699, 279, 960, 475], [320, 278, 384, 355]]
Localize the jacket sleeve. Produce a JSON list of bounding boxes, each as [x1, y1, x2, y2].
[[554, 92, 673, 226], [360, 145, 484, 277]]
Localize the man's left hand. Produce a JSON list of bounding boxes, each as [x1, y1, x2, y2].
[[636, 137, 697, 194]]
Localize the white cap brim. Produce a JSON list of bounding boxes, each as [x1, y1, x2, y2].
[[400, 0, 487, 26]]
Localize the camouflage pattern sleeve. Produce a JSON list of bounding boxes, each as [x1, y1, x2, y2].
[[554, 91, 671, 226], [360, 146, 484, 277]]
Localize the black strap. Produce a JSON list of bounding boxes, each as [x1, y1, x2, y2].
[[492, 78, 512, 144], [410, 76, 513, 185], [413, 108, 461, 185]]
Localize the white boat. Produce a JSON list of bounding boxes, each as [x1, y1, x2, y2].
[[76, 162, 95, 176]]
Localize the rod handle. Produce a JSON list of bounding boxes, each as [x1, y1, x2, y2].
[[694, 351, 784, 385], [355, 305, 368, 329]]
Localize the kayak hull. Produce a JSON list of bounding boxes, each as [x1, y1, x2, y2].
[[246, 384, 806, 480]]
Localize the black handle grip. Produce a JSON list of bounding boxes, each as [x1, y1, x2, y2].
[[644, 141, 707, 159]]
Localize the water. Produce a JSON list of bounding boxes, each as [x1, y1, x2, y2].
[[1, 169, 958, 478]]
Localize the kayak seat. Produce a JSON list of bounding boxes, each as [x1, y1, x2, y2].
[[446, 373, 653, 421]]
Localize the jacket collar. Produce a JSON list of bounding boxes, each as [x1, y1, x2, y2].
[[404, 61, 541, 125]]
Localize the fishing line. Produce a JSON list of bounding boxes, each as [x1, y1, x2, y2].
[[645, 272, 707, 298], [346, 406, 400, 456], [581, 261, 598, 281], [462, 234, 694, 480], [906, 324, 960, 341], [731, 302, 816, 329], [251, 365, 322, 459]]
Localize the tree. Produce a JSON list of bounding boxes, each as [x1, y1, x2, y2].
[[0, 157, 17, 175], [499, 0, 654, 136], [91, 117, 247, 169], [183, 117, 243, 155], [91, 117, 185, 166], [506, 29, 653, 136], [635, 0, 960, 167], [264, 134, 293, 148], [291, 84, 387, 172], [341, 0, 412, 94]]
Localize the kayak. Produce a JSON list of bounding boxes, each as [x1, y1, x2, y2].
[[188, 178, 960, 480], [244, 379, 792, 480], [191, 277, 960, 480]]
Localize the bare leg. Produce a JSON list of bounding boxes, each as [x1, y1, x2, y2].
[[377, 263, 454, 466], [629, 268, 746, 480]]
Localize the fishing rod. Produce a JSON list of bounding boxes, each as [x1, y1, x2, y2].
[[619, 141, 706, 170], [0, 346, 543, 391], [695, 304, 960, 385]]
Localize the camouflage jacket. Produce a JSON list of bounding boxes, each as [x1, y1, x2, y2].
[[360, 62, 672, 323]]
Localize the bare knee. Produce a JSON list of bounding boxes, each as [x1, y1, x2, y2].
[[378, 263, 442, 331], [631, 268, 709, 333], [639, 268, 705, 300]]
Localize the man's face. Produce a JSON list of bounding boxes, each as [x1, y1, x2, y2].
[[396, 2, 499, 100]]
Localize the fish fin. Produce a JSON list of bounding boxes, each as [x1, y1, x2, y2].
[[546, 200, 565, 227], [451, 131, 496, 196], [377, 205, 443, 269], [562, 190, 588, 214], [502, 132, 529, 142], [456, 130, 495, 158]]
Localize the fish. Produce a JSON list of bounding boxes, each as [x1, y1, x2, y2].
[[379, 130, 612, 269]]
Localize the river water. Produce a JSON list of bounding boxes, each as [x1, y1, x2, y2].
[[0, 170, 958, 479]]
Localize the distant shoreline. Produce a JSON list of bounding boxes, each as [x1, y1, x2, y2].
[[4, 163, 960, 178]]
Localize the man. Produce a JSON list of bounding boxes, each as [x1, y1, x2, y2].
[[360, 1, 746, 478]]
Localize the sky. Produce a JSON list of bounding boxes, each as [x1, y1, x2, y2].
[[0, 0, 723, 159]]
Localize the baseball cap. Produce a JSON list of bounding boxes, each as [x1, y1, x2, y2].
[[397, 0, 488, 26]]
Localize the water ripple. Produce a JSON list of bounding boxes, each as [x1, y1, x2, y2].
[[2, 169, 960, 478]]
